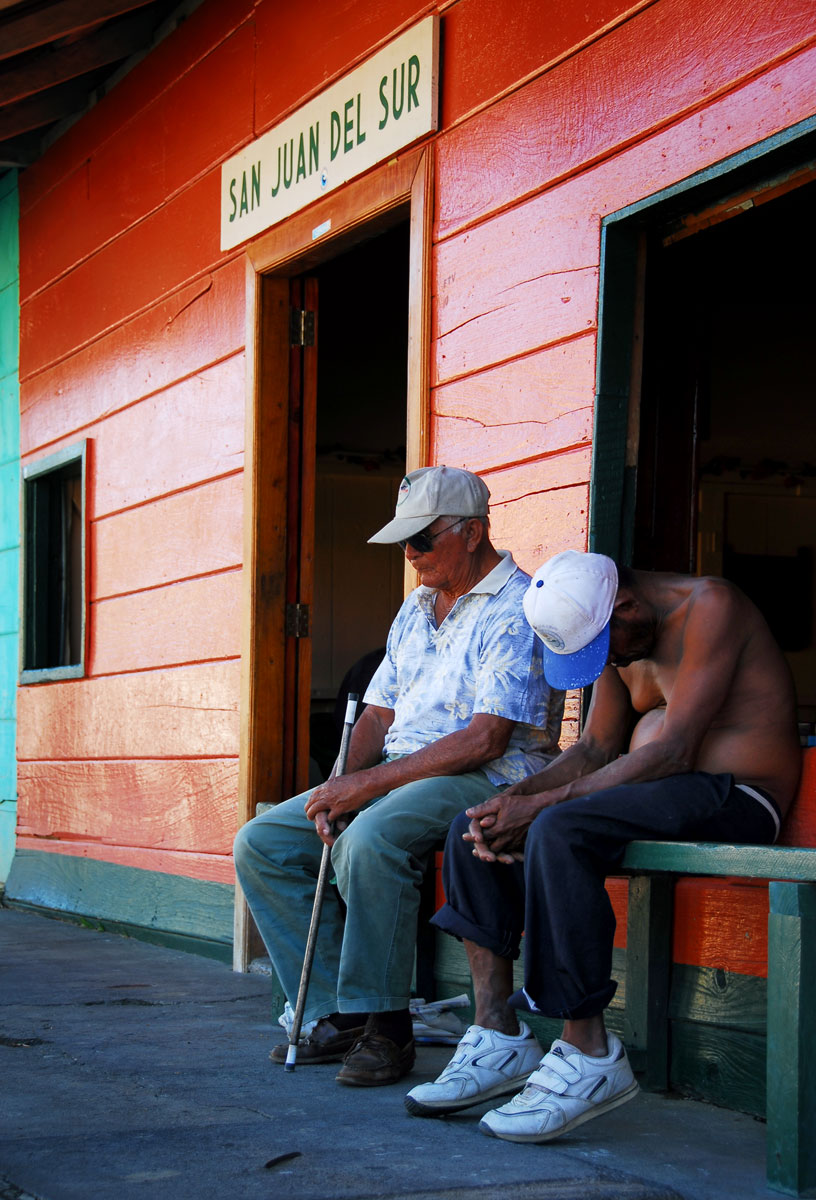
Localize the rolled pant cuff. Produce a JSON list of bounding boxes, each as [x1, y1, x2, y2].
[[508, 981, 617, 1021], [431, 902, 521, 961]]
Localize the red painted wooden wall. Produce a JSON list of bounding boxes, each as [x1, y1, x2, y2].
[[14, 0, 816, 964]]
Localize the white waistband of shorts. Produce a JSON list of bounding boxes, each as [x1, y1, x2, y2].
[[735, 783, 781, 840]]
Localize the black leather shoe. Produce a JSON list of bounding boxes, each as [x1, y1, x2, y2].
[[270, 1017, 366, 1065], [335, 1032, 416, 1086]]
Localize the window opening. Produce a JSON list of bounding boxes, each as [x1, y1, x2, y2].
[[594, 135, 816, 730], [21, 440, 88, 683]]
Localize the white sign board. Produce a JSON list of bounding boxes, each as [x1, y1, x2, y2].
[[220, 17, 439, 250]]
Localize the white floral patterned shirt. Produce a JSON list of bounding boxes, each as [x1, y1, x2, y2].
[[364, 551, 564, 786]]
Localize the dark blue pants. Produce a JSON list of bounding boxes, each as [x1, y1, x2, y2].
[[431, 772, 779, 1021]]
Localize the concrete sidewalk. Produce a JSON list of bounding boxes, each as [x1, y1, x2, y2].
[[0, 907, 782, 1200]]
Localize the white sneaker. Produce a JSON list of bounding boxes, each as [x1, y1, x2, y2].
[[404, 1022, 544, 1116], [479, 1033, 638, 1143]]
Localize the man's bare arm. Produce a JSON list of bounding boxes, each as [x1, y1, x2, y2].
[[463, 667, 633, 859], [469, 583, 747, 859], [340, 703, 394, 776], [551, 583, 746, 801]]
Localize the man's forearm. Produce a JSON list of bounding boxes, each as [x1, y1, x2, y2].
[[341, 717, 512, 804], [552, 737, 694, 802], [338, 705, 391, 776], [507, 740, 606, 796]]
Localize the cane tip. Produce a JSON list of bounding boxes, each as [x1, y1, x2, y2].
[[284, 1045, 297, 1072]]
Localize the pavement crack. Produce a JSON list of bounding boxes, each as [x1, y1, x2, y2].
[[264, 1151, 302, 1169]]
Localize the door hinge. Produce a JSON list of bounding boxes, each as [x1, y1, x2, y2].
[[290, 308, 315, 347], [285, 602, 310, 638]]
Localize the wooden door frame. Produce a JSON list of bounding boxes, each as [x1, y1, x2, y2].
[[233, 146, 434, 970]]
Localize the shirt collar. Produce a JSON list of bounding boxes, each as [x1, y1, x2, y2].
[[416, 549, 519, 605], [467, 549, 518, 595]]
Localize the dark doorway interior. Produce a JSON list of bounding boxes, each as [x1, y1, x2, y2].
[[635, 179, 816, 723], [307, 222, 409, 779]]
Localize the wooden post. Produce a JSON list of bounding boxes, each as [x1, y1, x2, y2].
[[624, 874, 674, 1089], [766, 881, 816, 1196]]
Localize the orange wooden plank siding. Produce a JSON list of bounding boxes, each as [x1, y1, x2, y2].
[[17, 759, 239, 855], [432, 339, 595, 471], [440, 0, 653, 127], [14, 0, 816, 913], [15, 660, 241, 882], [23, 356, 245, 518], [20, 258, 245, 451], [17, 756, 239, 884], [17, 662, 240, 761], [253, 0, 429, 131], [20, 176, 226, 376], [432, 192, 601, 385], [777, 746, 816, 849], [13, 838, 235, 885], [90, 572, 242, 676], [430, 2, 816, 582], [92, 473, 243, 600], [435, 0, 816, 238]]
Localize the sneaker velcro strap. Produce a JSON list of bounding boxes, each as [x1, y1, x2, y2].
[[530, 1053, 582, 1094]]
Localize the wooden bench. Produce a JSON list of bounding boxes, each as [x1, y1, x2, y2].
[[427, 749, 816, 1197], [620, 837, 816, 1198]]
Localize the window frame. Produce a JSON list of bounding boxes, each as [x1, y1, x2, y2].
[[20, 439, 89, 685], [590, 114, 816, 564]]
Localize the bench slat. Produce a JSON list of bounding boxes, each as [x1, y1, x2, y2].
[[621, 842, 816, 881]]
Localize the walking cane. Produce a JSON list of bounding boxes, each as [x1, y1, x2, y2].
[[285, 691, 359, 1072]]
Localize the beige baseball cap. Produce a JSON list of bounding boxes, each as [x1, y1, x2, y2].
[[368, 466, 490, 544]]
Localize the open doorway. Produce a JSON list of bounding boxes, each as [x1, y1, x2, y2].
[[235, 148, 432, 971], [633, 177, 816, 728], [306, 224, 409, 783]]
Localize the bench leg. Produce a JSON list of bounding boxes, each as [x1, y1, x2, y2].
[[414, 852, 440, 1002], [766, 881, 816, 1196], [624, 874, 674, 1090]]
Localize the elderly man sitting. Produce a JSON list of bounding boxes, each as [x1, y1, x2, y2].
[[234, 466, 564, 1087]]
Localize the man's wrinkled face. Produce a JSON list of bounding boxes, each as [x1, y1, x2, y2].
[[402, 517, 470, 591]]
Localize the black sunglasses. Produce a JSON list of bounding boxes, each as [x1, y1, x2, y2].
[[399, 519, 464, 554]]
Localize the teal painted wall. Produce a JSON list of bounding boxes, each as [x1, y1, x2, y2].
[[0, 170, 19, 885]]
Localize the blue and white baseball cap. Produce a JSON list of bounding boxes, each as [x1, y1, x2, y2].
[[523, 551, 618, 689]]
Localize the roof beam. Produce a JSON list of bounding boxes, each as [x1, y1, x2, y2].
[[0, 76, 91, 139], [0, 10, 155, 108], [0, 0, 156, 63], [0, 132, 38, 168]]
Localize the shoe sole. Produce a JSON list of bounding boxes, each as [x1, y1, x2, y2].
[[479, 1080, 639, 1143], [269, 1031, 365, 1066], [336, 1054, 416, 1087], [270, 1049, 349, 1064], [405, 1072, 535, 1117]]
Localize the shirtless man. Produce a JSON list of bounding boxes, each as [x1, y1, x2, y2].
[[405, 550, 800, 1143]]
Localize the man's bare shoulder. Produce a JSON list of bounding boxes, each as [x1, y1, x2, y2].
[[667, 573, 758, 636], [674, 572, 743, 607]]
